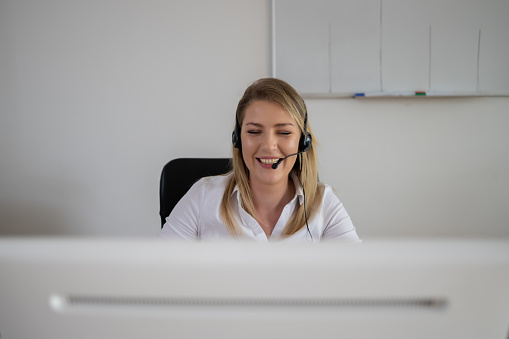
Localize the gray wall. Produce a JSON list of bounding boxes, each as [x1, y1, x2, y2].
[[1, 0, 508, 238]]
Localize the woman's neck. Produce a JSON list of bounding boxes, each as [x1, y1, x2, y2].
[[249, 176, 295, 237], [251, 177, 294, 209]]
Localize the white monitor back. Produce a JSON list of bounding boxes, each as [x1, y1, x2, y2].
[[1, 238, 508, 339]]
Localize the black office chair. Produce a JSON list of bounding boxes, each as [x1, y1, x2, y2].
[[159, 158, 232, 227]]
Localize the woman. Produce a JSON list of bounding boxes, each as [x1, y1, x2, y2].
[[159, 78, 360, 242]]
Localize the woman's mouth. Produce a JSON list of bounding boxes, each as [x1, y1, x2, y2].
[[257, 158, 280, 165]]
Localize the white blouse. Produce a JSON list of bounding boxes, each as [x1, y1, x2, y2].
[[159, 173, 360, 243]]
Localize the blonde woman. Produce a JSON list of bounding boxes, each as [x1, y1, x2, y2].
[[159, 78, 360, 242]]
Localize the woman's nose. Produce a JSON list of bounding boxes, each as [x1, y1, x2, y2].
[[261, 132, 277, 151]]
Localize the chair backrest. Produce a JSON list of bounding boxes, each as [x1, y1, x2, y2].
[[159, 158, 232, 227]]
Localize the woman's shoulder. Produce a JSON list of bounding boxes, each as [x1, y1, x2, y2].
[[317, 182, 341, 203], [317, 181, 333, 194], [193, 173, 232, 191], [177, 173, 232, 205]]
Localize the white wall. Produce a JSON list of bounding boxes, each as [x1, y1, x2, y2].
[[310, 97, 509, 238], [1, 0, 508, 238]]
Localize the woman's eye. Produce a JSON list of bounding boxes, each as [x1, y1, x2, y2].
[[247, 130, 261, 134], [278, 131, 291, 135]]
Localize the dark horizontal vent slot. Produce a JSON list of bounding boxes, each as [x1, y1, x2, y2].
[[66, 295, 447, 309]]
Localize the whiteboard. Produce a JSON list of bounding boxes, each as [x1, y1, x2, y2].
[[273, 0, 509, 97]]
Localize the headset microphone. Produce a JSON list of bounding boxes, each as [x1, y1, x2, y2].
[[271, 151, 304, 169]]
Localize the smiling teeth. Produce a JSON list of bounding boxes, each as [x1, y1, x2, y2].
[[259, 158, 279, 164]]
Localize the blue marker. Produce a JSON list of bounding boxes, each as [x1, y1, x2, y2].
[[354, 93, 365, 97]]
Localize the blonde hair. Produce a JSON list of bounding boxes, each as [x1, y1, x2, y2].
[[220, 78, 323, 238]]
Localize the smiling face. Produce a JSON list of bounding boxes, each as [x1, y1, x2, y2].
[[240, 100, 301, 189]]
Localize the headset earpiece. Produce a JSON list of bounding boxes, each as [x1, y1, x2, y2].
[[232, 115, 241, 149], [298, 111, 312, 152], [299, 132, 312, 152]]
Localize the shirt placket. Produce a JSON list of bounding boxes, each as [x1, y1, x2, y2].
[[236, 194, 268, 241]]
